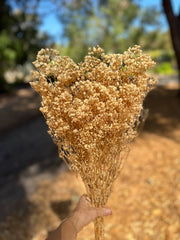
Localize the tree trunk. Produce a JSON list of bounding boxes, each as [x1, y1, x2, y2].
[[162, 0, 180, 92]]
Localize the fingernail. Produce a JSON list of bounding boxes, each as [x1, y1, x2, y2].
[[105, 208, 112, 215]]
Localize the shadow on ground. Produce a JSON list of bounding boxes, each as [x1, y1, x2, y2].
[[143, 86, 180, 142], [0, 87, 41, 135], [51, 200, 72, 220], [0, 115, 62, 221]]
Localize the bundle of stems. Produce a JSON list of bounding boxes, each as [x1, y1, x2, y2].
[[30, 45, 156, 240]]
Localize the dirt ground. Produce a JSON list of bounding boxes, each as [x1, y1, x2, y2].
[[0, 83, 180, 240]]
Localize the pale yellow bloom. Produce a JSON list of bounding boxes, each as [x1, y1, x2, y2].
[[30, 45, 156, 240]]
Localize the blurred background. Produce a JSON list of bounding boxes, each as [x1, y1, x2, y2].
[[0, 0, 180, 240]]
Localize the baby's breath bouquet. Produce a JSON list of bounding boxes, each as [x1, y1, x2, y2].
[[30, 45, 156, 240]]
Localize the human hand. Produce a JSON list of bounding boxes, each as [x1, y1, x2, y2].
[[68, 194, 112, 233]]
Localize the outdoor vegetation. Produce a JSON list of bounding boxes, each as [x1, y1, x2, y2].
[[0, 0, 179, 93]]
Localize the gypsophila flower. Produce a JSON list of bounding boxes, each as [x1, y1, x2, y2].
[[30, 45, 156, 240]]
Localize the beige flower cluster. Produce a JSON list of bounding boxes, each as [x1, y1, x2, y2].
[[30, 45, 156, 240]]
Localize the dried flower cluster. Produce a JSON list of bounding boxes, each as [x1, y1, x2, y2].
[[30, 45, 156, 240]]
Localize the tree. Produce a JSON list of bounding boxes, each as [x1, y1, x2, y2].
[[162, 0, 180, 88], [55, 0, 166, 62], [0, 0, 49, 93], [0, 0, 15, 92]]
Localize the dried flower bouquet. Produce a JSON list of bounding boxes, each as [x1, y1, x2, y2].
[[30, 45, 156, 240]]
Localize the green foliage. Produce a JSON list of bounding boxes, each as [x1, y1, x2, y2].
[[0, 0, 177, 92], [146, 48, 176, 74], [0, 0, 49, 92], [147, 49, 175, 62], [154, 62, 175, 75], [56, 0, 166, 61], [0, 30, 16, 64]]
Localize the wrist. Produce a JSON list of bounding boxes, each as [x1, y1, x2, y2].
[[67, 211, 82, 233], [65, 216, 78, 235]]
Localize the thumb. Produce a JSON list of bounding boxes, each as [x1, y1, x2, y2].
[[95, 207, 112, 217]]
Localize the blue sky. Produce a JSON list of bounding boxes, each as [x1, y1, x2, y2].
[[10, 0, 180, 44]]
